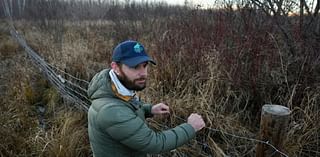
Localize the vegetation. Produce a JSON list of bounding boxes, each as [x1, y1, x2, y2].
[[0, 0, 319, 156]]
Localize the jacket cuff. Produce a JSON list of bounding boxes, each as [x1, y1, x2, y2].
[[180, 123, 196, 139], [142, 104, 153, 118]]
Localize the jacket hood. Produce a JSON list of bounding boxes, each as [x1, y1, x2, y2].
[[87, 69, 115, 100]]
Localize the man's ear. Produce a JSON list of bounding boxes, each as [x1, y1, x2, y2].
[[111, 62, 120, 75]]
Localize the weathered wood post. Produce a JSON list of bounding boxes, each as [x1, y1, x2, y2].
[[256, 104, 290, 157]]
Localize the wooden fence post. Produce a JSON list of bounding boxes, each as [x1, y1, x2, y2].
[[256, 104, 290, 157]]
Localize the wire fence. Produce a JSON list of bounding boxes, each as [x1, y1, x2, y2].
[[2, 0, 289, 156]]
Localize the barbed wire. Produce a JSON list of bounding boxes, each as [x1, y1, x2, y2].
[[9, 27, 90, 111], [47, 63, 90, 85], [174, 115, 288, 157], [2, 0, 288, 156]]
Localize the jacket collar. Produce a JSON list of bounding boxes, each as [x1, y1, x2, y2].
[[111, 83, 133, 102], [109, 69, 135, 97]]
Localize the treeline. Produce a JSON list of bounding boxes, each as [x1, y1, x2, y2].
[[0, 0, 189, 20], [2, 0, 320, 112], [1, 1, 320, 155]]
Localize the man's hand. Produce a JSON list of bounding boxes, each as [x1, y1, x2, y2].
[[187, 113, 205, 132], [151, 103, 170, 115]]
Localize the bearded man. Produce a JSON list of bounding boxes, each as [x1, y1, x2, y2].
[[87, 40, 205, 157]]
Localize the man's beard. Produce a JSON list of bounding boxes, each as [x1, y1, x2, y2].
[[117, 69, 147, 91]]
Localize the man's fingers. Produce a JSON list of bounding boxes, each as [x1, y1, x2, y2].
[[159, 103, 170, 113], [162, 105, 169, 110], [152, 103, 170, 115], [160, 107, 170, 113], [162, 110, 170, 114]]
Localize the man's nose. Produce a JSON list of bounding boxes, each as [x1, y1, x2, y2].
[[138, 66, 147, 77]]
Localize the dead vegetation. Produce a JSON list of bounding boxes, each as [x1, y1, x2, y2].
[[0, 0, 319, 156]]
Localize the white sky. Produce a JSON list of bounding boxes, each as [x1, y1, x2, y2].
[[150, 0, 316, 10], [139, 0, 218, 8], [117, 0, 316, 10], [163, 0, 215, 6]]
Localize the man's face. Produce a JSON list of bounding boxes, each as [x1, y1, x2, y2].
[[117, 62, 148, 91]]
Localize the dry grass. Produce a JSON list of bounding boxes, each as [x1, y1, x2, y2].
[[32, 110, 90, 157], [0, 32, 20, 59], [0, 6, 319, 157]]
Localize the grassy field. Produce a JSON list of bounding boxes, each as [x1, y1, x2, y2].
[[0, 1, 320, 156]]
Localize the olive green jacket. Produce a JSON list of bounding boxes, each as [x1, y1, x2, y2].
[[87, 69, 195, 157]]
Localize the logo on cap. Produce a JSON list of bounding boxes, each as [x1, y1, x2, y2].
[[134, 43, 143, 53]]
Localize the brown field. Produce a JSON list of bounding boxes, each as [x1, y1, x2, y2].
[[0, 0, 319, 156]]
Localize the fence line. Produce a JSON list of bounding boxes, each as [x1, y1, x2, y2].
[[47, 63, 90, 85], [2, 0, 288, 156], [174, 115, 288, 157]]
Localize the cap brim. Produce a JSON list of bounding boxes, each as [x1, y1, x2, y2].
[[121, 56, 156, 68]]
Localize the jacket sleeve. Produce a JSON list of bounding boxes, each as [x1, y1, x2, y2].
[[97, 104, 196, 154], [142, 103, 153, 118]]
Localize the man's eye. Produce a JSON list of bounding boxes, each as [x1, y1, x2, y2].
[[134, 63, 148, 69]]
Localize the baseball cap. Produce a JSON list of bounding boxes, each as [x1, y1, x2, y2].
[[112, 40, 156, 67]]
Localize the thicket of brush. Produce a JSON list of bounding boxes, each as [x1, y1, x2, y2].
[[0, 0, 319, 156]]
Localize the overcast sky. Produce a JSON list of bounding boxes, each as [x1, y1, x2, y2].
[[138, 0, 220, 8], [147, 0, 316, 10], [114, 0, 316, 10], [162, 0, 216, 6]]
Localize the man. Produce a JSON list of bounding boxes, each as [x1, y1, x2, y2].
[[87, 40, 205, 157]]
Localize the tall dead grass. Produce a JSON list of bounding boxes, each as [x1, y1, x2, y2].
[[0, 5, 319, 157]]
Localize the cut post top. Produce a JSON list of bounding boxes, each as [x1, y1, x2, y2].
[[262, 104, 290, 116]]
